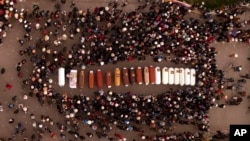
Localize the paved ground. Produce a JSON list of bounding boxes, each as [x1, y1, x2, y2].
[[0, 0, 249, 140], [209, 41, 250, 133]]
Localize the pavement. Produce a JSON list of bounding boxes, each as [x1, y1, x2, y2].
[[0, 0, 249, 140], [209, 41, 250, 133]]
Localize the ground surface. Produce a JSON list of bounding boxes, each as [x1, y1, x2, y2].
[[184, 0, 242, 9], [0, 0, 249, 141]]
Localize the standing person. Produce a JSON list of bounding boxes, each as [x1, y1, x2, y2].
[[121, 0, 128, 7], [32, 4, 39, 15], [9, 118, 15, 124], [1, 67, 5, 74], [240, 74, 250, 79], [61, 0, 66, 4], [12, 96, 17, 102], [229, 53, 238, 58], [70, 0, 75, 7], [0, 39, 2, 46]]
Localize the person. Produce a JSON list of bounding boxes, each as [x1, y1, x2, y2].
[[9, 118, 15, 124], [86, 132, 93, 138], [18, 39, 24, 46], [218, 104, 226, 108], [70, 0, 75, 7], [233, 65, 242, 72], [8, 103, 15, 109], [229, 53, 238, 58], [61, 0, 66, 4], [5, 83, 13, 90], [60, 133, 66, 139], [14, 109, 19, 114], [33, 4, 39, 11], [238, 79, 246, 83], [224, 78, 234, 82], [1, 68, 5, 74], [240, 74, 250, 79], [0, 39, 2, 46], [11, 96, 17, 102]]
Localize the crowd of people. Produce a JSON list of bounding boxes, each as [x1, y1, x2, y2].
[[0, 0, 249, 140]]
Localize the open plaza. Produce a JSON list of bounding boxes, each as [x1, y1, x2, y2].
[[0, 0, 249, 141]]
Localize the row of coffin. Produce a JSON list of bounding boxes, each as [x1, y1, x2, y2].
[[58, 66, 196, 89]]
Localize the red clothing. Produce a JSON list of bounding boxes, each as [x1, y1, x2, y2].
[[5, 83, 13, 90]]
